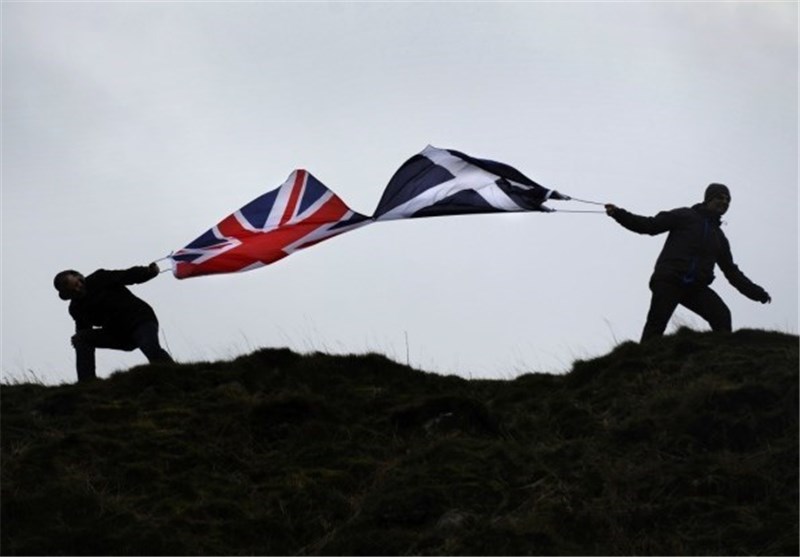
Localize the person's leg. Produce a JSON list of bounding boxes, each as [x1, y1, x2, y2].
[[72, 329, 136, 382], [681, 286, 732, 333], [131, 322, 174, 364], [641, 281, 682, 342]]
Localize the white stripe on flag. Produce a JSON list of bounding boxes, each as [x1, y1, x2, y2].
[[376, 146, 523, 220]]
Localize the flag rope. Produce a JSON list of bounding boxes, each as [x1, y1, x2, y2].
[[154, 253, 174, 274], [552, 193, 606, 213], [563, 195, 606, 206]]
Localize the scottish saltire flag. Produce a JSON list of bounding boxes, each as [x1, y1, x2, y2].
[[170, 170, 369, 279], [373, 145, 567, 221]]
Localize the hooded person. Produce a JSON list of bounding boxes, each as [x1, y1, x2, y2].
[[54, 263, 174, 382], [604, 183, 771, 342]]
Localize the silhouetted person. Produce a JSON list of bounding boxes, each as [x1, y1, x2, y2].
[[54, 263, 173, 382], [605, 183, 771, 342]]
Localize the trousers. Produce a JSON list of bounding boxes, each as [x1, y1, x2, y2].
[[73, 321, 173, 382], [641, 280, 732, 342]]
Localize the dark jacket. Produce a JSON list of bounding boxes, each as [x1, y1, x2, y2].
[[69, 266, 159, 334], [611, 204, 768, 301]]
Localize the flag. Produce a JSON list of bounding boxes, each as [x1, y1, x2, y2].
[[170, 170, 369, 279], [169, 146, 570, 279], [372, 145, 567, 221]]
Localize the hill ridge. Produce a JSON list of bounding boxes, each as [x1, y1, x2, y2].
[[2, 328, 798, 555]]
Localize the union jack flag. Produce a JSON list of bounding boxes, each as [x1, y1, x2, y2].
[[170, 170, 370, 279]]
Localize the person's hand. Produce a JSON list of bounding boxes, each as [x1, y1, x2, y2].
[[148, 262, 160, 276], [605, 203, 619, 216], [760, 292, 772, 304]]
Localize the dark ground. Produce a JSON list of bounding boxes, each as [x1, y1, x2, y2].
[[2, 328, 798, 555]]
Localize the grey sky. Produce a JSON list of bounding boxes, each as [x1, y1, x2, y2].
[[2, 2, 797, 384]]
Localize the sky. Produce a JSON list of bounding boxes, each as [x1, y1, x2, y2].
[[2, 1, 797, 385]]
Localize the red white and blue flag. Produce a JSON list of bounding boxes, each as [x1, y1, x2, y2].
[[170, 146, 570, 279], [170, 170, 369, 279]]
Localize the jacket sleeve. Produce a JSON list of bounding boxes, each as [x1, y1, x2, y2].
[[92, 266, 158, 287], [716, 233, 769, 302], [69, 306, 92, 332], [611, 208, 678, 236]]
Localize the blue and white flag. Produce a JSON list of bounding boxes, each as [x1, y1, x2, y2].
[[372, 145, 567, 221]]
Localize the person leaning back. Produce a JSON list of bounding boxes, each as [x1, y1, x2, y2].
[[54, 263, 174, 383], [605, 183, 771, 343]]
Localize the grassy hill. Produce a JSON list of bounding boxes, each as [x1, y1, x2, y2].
[[2, 328, 798, 556]]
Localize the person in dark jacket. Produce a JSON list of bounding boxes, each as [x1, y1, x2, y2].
[[605, 183, 771, 342], [54, 263, 174, 382]]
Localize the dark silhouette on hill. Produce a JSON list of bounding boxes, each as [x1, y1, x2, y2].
[[2, 328, 798, 556]]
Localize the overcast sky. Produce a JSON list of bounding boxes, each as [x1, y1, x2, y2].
[[2, 2, 797, 385]]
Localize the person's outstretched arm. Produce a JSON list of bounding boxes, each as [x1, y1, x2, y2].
[[716, 234, 771, 303], [91, 264, 160, 287], [605, 204, 677, 236]]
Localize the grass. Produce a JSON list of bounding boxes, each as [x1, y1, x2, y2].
[[1, 328, 798, 555]]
